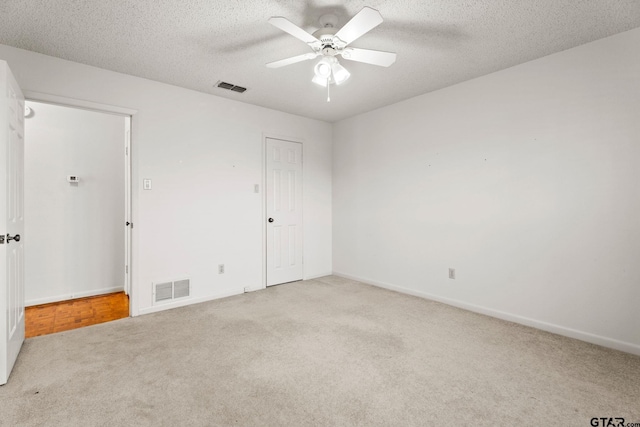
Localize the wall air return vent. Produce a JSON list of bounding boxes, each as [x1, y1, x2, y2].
[[153, 278, 191, 305], [173, 279, 190, 299], [154, 282, 173, 303], [216, 81, 247, 93]]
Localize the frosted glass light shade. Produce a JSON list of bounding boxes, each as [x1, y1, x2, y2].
[[314, 59, 332, 79], [331, 61, 350, 85]]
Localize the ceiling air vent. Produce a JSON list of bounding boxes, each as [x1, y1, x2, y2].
[[217, 81, 234, 90], [216, 81, 247, 93], [153, 278, 191, 305]]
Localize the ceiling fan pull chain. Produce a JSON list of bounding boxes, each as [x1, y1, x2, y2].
[[327, 79, 331, 102]]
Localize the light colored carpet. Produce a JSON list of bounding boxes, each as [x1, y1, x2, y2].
[[1, 276, 638, 426]]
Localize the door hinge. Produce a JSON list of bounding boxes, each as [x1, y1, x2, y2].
[[125, 146, 129, 155], [0, 235, 4, 244], [126, 265, 129, 274]]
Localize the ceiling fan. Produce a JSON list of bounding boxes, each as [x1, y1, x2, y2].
[[266, 6, 396, 101]]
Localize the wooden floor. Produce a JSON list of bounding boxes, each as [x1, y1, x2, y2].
[[25, 292, 129, 338]]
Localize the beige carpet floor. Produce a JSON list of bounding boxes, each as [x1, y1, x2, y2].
[[1, 275, 638, 426]]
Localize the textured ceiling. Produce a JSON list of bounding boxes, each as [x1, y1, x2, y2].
[[1, 1, 639, 122]]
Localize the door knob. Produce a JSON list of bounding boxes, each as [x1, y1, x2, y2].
[[7, 233, 20, 243], [268, 218, 274, 223]]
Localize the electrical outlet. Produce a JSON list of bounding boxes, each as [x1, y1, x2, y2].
[[218, 264, 224, 274], [244, 287, 250, 293], [449, 268, 456, 279]]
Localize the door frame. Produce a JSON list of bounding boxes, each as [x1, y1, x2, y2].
[[261, 134, 304, 289], [23, 91, 138, 316]]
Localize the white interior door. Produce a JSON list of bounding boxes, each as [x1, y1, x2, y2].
[[0, 61, 25, 385], [265, 138, 303, 286]]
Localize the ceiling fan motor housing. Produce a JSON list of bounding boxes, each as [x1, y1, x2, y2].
[[311, 30, 344, 56], [321, 45, 336, 56]]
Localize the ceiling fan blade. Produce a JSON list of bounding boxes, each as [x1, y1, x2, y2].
[[333, 7, 384, 46], [266, 52, 318, 68], [268, 17, 321, 48], [340, 47, 396, 67]]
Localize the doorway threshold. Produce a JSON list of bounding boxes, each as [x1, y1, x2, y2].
[[25, 292, 129, 338]]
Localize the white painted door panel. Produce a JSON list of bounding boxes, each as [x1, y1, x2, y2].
[[0, 61, 25, 385], [265, 138, 303, 286]]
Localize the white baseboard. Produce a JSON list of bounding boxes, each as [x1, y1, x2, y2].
[[333, 271, 640, 356], [304, 271, 334, 281], [137, 288, 244, 316], [26, 286, 124, 307]]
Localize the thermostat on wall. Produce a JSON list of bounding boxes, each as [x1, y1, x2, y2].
[[67, 175, 79, 183]]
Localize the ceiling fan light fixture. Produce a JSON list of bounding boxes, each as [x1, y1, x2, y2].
[[314, 58, 332, 79], [312, 74, 329, 87], [312, 57, 350, 86], [331, 60, 350, 85]]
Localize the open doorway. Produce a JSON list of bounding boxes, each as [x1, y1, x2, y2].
[[23, 100, 131, 336]]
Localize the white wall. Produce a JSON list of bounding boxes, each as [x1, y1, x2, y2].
[[24, 101, 125, 305], [333, 28, 640, 354], [0, 44, 332, 315]]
